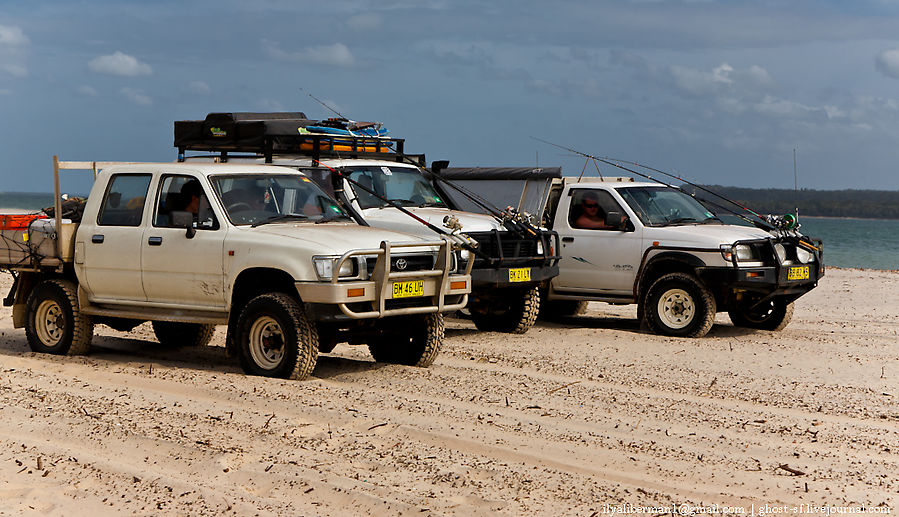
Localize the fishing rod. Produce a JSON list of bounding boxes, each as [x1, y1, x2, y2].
[[312, 159, 488, 259], [531, 136, 777, 231], [300, 91, 540, 237]]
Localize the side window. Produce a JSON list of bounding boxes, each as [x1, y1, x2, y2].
[[154, 175, 219, 230], [568, 189, 626, 230], [98, 174, 152, 226]]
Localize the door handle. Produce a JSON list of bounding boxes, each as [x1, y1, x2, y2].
[[91, 234, 104, 244], [148, 236, 163, 246], [562, 237, 574, 243]]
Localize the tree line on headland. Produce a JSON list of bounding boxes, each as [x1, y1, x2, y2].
[[687, 185, 899, 220]]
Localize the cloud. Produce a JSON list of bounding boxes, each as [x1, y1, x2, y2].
[[89, 52, 152, 76], [347, 13, 382, 30], [0, 25, 28, 46], [120, 87, 152, 105], [875, 48, 899, 78], [1, 63, 26, 77], [77, 85, 98, 96], [262, 40, 355, 67], [187, 80, 211, 94]]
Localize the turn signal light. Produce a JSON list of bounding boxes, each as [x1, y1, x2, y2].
[[347, 288, 365, 297], [450, 281, 467, 290]]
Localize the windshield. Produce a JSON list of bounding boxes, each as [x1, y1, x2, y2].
[[210, 174, 350, 225], [342, 165, 446, 209], [616, 186, 720, 227]]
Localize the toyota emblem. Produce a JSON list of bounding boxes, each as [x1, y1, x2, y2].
[[395, 259, 408, 270]]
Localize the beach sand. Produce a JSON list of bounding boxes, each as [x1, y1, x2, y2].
[[0, 267, 896, 516]]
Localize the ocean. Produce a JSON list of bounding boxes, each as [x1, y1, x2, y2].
[[1, 193, 895, 270]]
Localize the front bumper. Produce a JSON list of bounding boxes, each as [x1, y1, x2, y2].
[[296, 238, 472, 320]]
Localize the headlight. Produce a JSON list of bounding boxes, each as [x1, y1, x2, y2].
[[773, 243, 788, 264], [313, 256, 355, 279], [734, 244, 754, 261], [795, 246, 813, 264], [536, 240, 544, 255]]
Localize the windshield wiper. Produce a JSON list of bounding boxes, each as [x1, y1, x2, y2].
[[658, 217, 698, 227], [378, 198, 415, 208], [417, 201, 447, 208], [251, 213, 309, 228], [700, 216, 723, 224], [314, 213, 350, 224]]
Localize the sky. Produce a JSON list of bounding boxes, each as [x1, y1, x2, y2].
[[3, 0, 899, 194]]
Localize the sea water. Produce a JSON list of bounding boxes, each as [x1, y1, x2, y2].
[[2, 193, 896, 270]]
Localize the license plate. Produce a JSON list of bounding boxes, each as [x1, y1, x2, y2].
[[787, 266, 810, 281], [392, 280, 425, 298], [508, 268, 531, 282]]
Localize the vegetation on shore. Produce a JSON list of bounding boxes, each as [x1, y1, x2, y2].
[[689, 185, 899, 220]]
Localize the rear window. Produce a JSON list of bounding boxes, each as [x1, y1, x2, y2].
[[98, 174, 152, 226]]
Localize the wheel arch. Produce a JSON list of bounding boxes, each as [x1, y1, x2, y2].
[[230, 267, 300, 314], [635, 251, 706, 300]]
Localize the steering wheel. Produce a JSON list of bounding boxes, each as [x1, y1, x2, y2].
[[227, 202, 252, 212]]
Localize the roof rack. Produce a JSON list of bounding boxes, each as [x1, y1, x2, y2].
[[174, 112, 426, 166]]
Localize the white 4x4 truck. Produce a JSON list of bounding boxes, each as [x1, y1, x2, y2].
[[0, 158, 471, 380], [173, 112, 560, 334], [439, 169, 824, 338]]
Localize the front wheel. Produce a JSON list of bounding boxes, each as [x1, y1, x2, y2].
[[368, 313, 444, 367], [643, 273, 716, 338], [235, 293, 318, 380], [729, 297, 794, 331], [25, 279, 93, 355], [469, 286, 540, 334]]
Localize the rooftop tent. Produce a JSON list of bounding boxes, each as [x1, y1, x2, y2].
[[437, 167, 562, 222]]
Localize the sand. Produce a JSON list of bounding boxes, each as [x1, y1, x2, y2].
[[0, 267, 896, 516]]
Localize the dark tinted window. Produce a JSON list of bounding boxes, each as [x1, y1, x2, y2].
[[98, 174, 152, 226]]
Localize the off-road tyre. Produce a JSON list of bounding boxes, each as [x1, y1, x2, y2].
[[540, 299, 589, 320], [368, 313, 444, 367], [235, 293, 318, 380], [470, 286, 540, 334], [25, 278, 93, 355], [643, 273, 716, 338], [152, 321, 216, 348], [729, 297, 794, 331]]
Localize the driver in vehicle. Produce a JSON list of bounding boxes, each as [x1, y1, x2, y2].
[[575, 191, 612, 229]]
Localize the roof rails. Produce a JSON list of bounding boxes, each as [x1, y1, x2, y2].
[[174, 112, 426, 166]]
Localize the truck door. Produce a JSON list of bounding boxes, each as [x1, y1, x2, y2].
[[79, 173, 152, 302], [553, 188, 643, 295], [141, 174, 226, 309]]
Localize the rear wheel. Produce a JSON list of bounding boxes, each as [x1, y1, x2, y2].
[[643, 273, 716, 338], [469, 286, 540, 334], [152, 321, 216, 348], [25, 279, 93, 355], [236, 293, 318, 380], [368, 313, 444, 367], [729, 297, 794, 331]]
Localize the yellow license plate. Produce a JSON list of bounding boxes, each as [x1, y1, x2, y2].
[[508, 268, 531, 282], [787, 266, 810, 281], [392, 280, 425, 298]]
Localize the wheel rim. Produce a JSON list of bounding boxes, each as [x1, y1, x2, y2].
[[657, 288, 695, 329], [248, 316, 285, 369], [35, 299, 65, 346]]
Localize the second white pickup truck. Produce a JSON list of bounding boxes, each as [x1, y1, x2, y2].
[[439, 169, 824, 338]]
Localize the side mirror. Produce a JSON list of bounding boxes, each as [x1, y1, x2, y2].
[[431, 160, 450, 174], [605, 211, 628, 231], [171, 211, 196, 239]]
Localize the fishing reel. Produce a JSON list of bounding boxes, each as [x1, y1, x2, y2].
[[765, 213, 800, 231], [501, 206, 537, 226]]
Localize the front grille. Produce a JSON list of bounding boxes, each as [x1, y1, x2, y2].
[[467, 231, 542, 266], [365, 254, 434, 274]]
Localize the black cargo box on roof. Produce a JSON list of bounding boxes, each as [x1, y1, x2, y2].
[[174, 112, 421, 165], [439, 167, 562, 180]]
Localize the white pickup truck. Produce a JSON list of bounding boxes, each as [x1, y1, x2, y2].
[[0, 158, 471, 380], [173, 112, 560, 335], [439, 169, 824, 338]]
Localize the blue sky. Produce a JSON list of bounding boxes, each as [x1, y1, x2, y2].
[[3, 0, 899, 194]]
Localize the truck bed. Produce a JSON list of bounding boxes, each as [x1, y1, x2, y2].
[[0, 217, 76, 269]]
